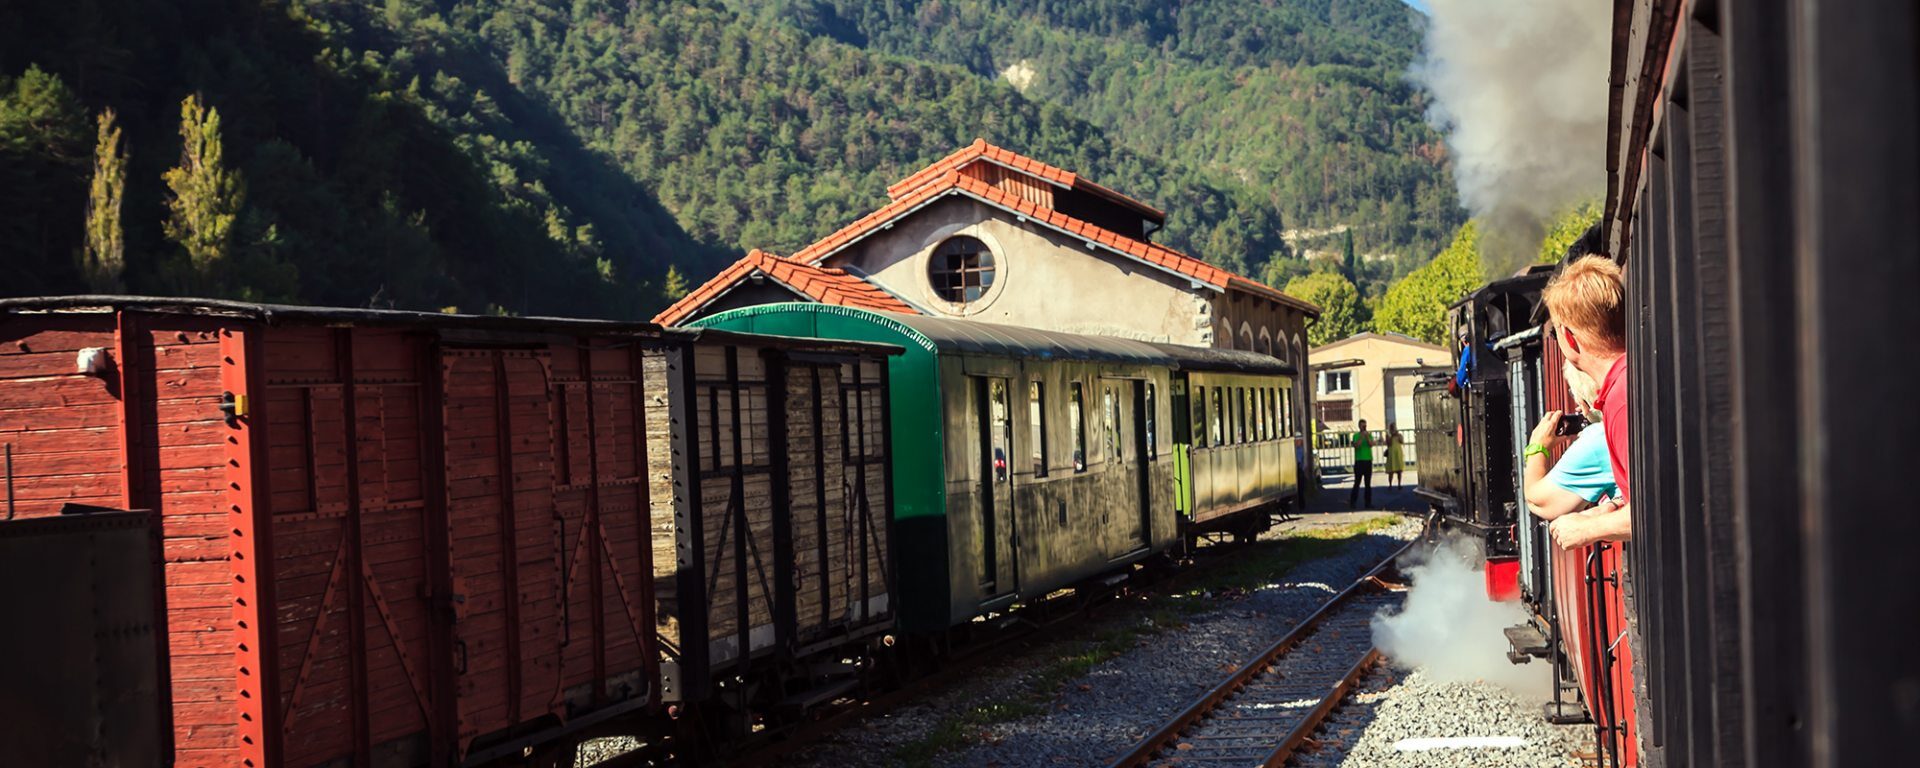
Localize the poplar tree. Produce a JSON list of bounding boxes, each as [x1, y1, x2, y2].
[[81, 108, 127, 292], [163, 94, 242, 288]]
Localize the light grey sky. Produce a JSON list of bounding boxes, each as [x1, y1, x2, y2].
[[1403, 0, 1430, 12]]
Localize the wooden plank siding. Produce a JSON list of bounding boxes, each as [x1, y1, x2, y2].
[[0, 306, 683, 767], [644, 343, 895, 702]]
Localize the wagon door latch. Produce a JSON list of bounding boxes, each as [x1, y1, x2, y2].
[[219, 391, 250, 425]]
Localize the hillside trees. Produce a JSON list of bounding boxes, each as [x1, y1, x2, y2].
[[1285, 271, 1368, 346], [0, 66, 88, 295], [1375, 221, 1484, 345]]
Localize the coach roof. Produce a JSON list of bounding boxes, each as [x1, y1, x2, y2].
[[0, 295, 903, 356]]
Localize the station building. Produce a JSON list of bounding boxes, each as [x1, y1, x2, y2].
[[654, 139, 1322, 449]]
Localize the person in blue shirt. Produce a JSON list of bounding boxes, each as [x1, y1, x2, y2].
[[1522, 363, 1619, 520]]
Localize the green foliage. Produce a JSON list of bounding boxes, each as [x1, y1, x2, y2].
[[1539, 198, 1602, 263], [1341, 229, 1358, 284], [163, 95, 243, 286], [82, 108, 127, 291], [662, 265, 691, 301], [1375, 221, 1484, 345], [3, 0, 1445, 312], [1284, 271, 1367, 347], [0, 66, 89, 295], [733, 0, 1464, 290]]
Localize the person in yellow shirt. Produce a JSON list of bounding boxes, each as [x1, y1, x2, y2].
[[1383, 422, 1404, 487]]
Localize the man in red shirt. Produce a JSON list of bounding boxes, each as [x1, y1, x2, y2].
[[1541, 257, 1633, 549]]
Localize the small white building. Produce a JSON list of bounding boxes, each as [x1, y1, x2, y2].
[[1308, 332, 1448, 433]]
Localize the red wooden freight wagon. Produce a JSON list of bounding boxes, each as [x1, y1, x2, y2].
[[0, 297, 896, 767]]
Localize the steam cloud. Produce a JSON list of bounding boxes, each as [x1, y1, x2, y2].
[[1412, 0, 1612, 275], [1371, 537, 1549, 696]]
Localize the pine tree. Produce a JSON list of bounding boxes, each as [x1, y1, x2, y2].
[[163, 94, 243, 290], [662, 265, 691, 300], [1341, 228, 1357, 284], [81, 108, 127, 292]]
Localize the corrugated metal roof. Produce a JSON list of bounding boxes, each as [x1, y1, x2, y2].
[[695, 303, 1175, 366], [1145, 342, 1296, 375]]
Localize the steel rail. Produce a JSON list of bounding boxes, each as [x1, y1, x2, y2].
[[1260, 648, 1382, 766], [1105, 536, 1416, 768], [717, 536, 1269, 768]]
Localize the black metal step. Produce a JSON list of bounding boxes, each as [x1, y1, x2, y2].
[[1543, 699, 1592, 725], [777, 677, 860, 711], [1504, 623, 1551, 657]]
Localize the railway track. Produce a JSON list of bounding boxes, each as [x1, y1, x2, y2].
[[664, 534, 1279, 768], [1106, 538, 1414, 768]]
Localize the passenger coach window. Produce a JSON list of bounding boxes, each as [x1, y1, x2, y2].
[[1210, 388, 1224, 445], [1070, 383, 1087, 472], [1145, 384, 1157, 457], [1193, 387, 1208, 448], [1237, 388, 1248, 443], [1029, 382, 1047, 477], [1264, 389, 1274, 440], [1103, 387, 1119, 461], [990, 380, 1010, 485]]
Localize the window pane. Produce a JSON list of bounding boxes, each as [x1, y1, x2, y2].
[[930, 236, 997, 304], [1210, 388, 1223, 446], [1193, 387, 1207, 448], [990, 380, 1010, 485], [1070, 383, 1087, 472], [1030, 381, 1046, 477], [1103, 387, 1118, 461], [1145, 384, 1156, 457]]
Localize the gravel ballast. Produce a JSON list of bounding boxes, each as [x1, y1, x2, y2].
[[772, 511, 1421, 768], [1293, 666, 1591, 768]]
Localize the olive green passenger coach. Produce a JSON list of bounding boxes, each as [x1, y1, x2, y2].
[[692, 304, 1181, 632], [1146, 343, 1303, 543]]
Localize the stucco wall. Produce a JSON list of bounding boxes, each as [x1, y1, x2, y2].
[[1310, 334, 1447, 430], [825, 197, 1216, 345]]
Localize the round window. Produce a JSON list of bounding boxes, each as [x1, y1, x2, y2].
[[928, 236, 996, 304]]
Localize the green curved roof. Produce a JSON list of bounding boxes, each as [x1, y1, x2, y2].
[[692, 303, 1175, 366]]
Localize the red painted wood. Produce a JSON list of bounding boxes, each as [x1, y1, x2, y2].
[[222, 324, 277, 768]]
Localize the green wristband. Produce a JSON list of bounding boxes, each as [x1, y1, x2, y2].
[[1524, 442, 1548, 458]]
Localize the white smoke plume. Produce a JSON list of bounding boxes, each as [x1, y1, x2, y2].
[[1371, 537, 1550, 696], [1413, 0, 1613, 275]]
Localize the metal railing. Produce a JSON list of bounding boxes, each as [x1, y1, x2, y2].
[[1313, 429, 1418, 476]]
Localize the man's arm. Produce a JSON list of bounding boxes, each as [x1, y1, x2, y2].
[[1522, 410, 1585, 519], [1550, 500, 1633, 549], [1525, 474, 1590, 520]]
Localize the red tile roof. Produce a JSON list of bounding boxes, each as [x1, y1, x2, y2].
[[651, 249, 920, 326], [662, 143, 1320, 325], [794, 169, 1320, 316], [887, 139, 1168, 222]]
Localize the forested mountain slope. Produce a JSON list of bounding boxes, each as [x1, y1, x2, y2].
[[730, 0, 1464, 287], [2, 0, 1455, 314]]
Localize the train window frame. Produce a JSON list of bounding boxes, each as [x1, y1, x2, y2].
[[1102, 386, 1119, 463], [1029, 381, 1047, 478], [1238, 387, 1249, 443], [1070, 382, 1088, 472], [988, 379, 1011, 486], [1266, 388, 1276, 440], [1193, 386, 1208, 448], [1210, 387, 1224, 446], [1145, 383, 1157, 458], [1255, 387, 1265, 441]]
